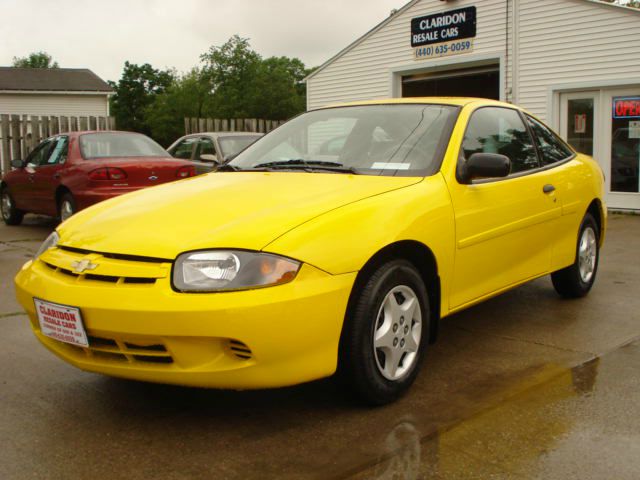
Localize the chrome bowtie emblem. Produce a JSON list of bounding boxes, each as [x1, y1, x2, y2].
[[71, 259, 98, 274]]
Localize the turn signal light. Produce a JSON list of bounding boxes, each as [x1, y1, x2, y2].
[[88, 167, 128, 181], [176, 166, 195, 178]]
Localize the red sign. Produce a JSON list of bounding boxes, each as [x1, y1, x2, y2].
[[613, 97, 640, 119]]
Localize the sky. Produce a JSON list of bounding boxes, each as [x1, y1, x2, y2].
[[0, 0, 405, 83]]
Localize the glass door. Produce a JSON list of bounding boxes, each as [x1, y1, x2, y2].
[[560, 91, 599, 157], [603, 89, 640, 211]]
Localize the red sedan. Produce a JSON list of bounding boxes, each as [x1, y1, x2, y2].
[[1, 131, 195, 225]]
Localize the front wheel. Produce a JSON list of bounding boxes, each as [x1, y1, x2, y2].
[[340, 260, 429, 405], [551, 213, 600, 298], [1, 188, 24, 226]]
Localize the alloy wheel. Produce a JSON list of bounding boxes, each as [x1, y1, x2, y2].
[[60, 200, 74, 222], [373, 285, 422, 381], [1, 192, 11, 220], [578, 226, 597, 283]]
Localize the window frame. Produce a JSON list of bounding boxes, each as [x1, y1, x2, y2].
[[41, 135, 69, 167], [26, 138, 55, 168], [458, 106, 576, 185], [524, 113, 576, 168], [195, 136, 217, 161]]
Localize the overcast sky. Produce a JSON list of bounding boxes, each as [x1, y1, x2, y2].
[[0, 0, 405, 83]]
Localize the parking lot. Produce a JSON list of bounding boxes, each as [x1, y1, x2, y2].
[[1, 213, 639, 480]]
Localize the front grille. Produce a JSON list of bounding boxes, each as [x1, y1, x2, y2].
[[42, 261, 157, 285], [65, 334, 174, 365], [228, 339, 253, 360]]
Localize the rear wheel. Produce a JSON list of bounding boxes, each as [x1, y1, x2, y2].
[[551, 213, 599, 298], [340, 259, 429, 405], [58, 193, 76, 223], [1, 188, 24, 226]]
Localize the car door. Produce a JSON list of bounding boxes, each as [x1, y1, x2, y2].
[[168, 137, 197, 160], [525, 114, 585, 272], [31, 136, 69, 216], [11, 138, 55, 213], [446, 106, 562, 310], [193, 136, 219, 173]]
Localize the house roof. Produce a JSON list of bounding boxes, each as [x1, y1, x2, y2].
[[305, 0, 640, 82], [0, 67, 113, 93]]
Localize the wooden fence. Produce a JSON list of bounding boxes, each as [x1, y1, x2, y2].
[[0, 114, 115, 175], [184, 117, 286, 135]]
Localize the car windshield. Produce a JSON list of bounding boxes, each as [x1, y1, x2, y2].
[[80, 133, 170, 159], [218, 135, 262, 158], [229, 104, 459, 176]]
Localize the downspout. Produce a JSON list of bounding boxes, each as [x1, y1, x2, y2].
[[512, 0, 520, 104]]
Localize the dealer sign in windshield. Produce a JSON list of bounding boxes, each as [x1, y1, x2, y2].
[[411, 6, 477, 47]]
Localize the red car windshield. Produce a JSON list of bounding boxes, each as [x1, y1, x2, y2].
[[80, 133, 170, 159]]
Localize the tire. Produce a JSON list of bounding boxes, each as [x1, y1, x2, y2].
[[1, 187, 24, 226], [58, 193, 76, 223], [551, 212, 600, 298], [340, 259, 430, 405]]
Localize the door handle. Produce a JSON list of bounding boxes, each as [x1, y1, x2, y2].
[[53, 173, 60, 180], [543, 184, 556, 194]]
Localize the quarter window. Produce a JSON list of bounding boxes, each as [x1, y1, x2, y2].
[[463, 107, 539, 174], [526, 115, 574, 166]]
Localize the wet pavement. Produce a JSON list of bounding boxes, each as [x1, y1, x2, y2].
[[1, 214, 639, 480]]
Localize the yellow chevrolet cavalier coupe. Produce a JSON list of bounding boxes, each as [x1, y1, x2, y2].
[[15, 98, 605, 405]]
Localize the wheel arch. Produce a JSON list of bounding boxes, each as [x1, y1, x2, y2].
[[586, 198, 605, 246], [340, 240, 441, 351], [55, 185, 72, 207]]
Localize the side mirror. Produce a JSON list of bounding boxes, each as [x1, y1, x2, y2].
[[11, 159, 25, 169], [199, 154, 219, 164], [459, 153, 511, 183]]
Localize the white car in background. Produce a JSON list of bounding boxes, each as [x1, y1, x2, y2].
[[168, 132, 264, 174]]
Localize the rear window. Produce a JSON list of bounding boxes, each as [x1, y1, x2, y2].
[[80, 133, 170, 159]]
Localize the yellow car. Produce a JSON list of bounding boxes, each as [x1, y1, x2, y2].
[[14, 98, 605, 405]]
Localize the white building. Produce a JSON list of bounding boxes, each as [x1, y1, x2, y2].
[[0, 67, 112, 117], [306, 0, 640, 211]]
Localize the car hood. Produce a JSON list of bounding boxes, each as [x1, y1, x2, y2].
[[58, 172, 422, 259]]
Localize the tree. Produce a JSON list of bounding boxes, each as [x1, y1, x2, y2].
[[200, 35, 262, 119], [108, 62, 175, 135], [200, 35, 311, 121], [146, 68, 213, 146], [12, 51, 59, 68]]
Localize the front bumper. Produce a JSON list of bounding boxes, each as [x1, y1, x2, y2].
[[15, 253, 356, 389]]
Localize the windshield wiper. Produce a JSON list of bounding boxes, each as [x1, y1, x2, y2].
[[216, 163, 243, 172], [251, 159, 359, 174]]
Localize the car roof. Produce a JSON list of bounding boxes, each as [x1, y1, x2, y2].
[[54, 130, 147, 137], [315, 97, 517, 110], [185, 132, 264, 139]]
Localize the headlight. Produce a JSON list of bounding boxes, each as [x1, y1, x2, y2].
[[173, 250, 301, 292], [34, 231, 59, 259]]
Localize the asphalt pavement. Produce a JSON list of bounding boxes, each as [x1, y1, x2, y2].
[[1, 213, 639, 480]]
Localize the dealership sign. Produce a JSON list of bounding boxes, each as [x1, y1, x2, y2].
[[411, 6, 477, 47], [613, 97, 640, 119]]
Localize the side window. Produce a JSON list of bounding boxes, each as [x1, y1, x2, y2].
[[26, 139, 54, 167], [526, 115, 574, 166], [196, 137, 216, 160], [169, 138, 196, 159], [463, 107, 540, 174], [46, 136, 69, 165]]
